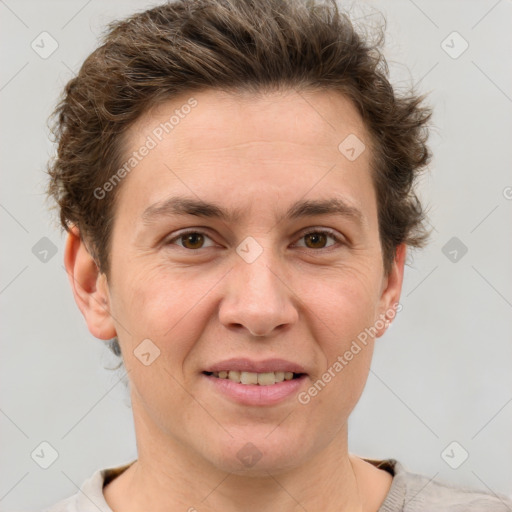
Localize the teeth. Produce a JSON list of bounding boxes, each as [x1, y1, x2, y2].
[[210, 370, 299, 385], [274, 372, 285, 383], [228, 370, 240, 382], [257, 372, 275, 386], [240, 371, 258, 385]]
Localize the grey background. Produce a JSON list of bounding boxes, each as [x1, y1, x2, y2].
[[1, 0, 511, 510]]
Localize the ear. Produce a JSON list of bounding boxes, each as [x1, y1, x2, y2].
[[63, 225, 116, 340], [374, 243, 406, 338]]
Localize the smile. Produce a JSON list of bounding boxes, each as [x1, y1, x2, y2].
[[203, 370, 304, 385], [202, 371, 308, 406]]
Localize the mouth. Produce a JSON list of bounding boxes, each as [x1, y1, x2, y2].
[[202, 370, 306, 386], [202, 370, 308, 406]]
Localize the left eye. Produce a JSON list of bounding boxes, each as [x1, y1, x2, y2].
[[167, 229, 342, 250], [294, 229, 341, 250]]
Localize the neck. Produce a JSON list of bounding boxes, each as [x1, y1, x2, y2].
[[105, 399, 372, 512]]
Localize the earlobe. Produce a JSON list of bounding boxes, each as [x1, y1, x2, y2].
[[375, 243, 407, 338], [63, 225, 117, 340]]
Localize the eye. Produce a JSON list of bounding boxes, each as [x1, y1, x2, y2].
[[166, 228, 344, 251], [294, 228, 343, 250], [167, 230, 216, 250]]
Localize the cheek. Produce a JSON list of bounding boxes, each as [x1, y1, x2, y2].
[[111, 260, 208, 334], [299, 266, 380, 393], [108, 262, 215, 384], [302, 264, 381, 339], [109, 264, 211, 428], [111, 254, 382, 362]]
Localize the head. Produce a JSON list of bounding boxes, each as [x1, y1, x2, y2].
[[47, 0, 431, 475]]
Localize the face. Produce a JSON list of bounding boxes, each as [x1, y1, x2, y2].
[[69, 88, 405, 476]]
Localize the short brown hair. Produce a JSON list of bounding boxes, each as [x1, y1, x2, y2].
[[47, 0, 432, 279]]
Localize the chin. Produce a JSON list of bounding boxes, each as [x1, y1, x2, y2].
[[204, 429, 308, 476]]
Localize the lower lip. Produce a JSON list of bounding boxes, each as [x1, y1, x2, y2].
[[202, 373, 308, 406]]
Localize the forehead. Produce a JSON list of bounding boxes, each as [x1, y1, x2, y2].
[[115, 88, 376, 226], [130, 88, 369, 156]]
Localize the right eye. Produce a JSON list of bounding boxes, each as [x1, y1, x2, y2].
[[166, 230, 217, 250]]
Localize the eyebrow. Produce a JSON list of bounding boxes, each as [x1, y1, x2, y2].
[[141, 196, 364, 226]]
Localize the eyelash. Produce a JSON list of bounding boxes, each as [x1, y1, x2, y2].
[[166, 228, 344, 252]]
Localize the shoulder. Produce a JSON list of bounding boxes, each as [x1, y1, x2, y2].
[[43, 494, 77, 512], [364, 458, 512, 512], [42, 461, 135, 512]]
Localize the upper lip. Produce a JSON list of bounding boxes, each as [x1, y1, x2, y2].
[[203, 358, 307, 374]]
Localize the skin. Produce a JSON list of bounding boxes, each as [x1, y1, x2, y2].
[[64, 88, 406, 512]]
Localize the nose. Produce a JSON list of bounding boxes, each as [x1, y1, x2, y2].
[[218, 252, 299, 338]]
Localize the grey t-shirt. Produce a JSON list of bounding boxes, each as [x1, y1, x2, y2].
[[44, 458, 512, 511]]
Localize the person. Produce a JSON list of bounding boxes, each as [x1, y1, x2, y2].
[[43, 0, 512, 510]]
